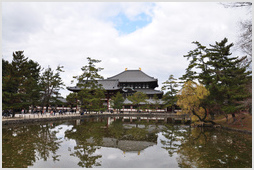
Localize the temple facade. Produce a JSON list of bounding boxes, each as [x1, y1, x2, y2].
[[67, 68, 165, 112]]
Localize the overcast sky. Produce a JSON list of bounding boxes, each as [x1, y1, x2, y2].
[[2, 2, 251, 98]]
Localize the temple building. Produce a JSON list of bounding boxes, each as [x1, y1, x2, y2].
[[67, 68, 165, 112]]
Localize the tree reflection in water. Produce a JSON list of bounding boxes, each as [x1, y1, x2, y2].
[[2, 123, 62, 168], [2, 117, 252, 168], [65, 119, 105, 168], [160, 125, 191, 157], [160, 125, 252, 168]]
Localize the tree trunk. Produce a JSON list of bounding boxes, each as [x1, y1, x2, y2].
[[46, 105, 49, 112], [232, 113, 236, 122], [192, 108, 216, 125], [11, 110, 15, 118]]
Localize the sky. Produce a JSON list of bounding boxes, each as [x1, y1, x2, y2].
[[2, 2, 252, 98]]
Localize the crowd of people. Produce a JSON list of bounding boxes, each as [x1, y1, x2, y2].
[[32, 108, 77, 115]]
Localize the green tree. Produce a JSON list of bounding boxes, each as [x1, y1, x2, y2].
[[90, 88, 106, 113], [149, 94, 160, 113], [180, 38, 252, 119], [40, 65, 65, 112], [73, 57, 105, 113], [2, 51, 41, 116], [161, 74, 179, 113], [25, 59, 42, 112], [127, 92, 148, 113], [111, 91, 124, 113], [66, 92, 78, 110], [2, 58, 17, 115]]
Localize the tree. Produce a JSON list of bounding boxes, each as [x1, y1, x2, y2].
[[238, 19, 252, 57], [40, 65, 65, 112], [148, 94, 160, 113], [2, 58, 17, 114], [221, 4, 252, 115], [73, 57, 105, 113], [90, 88, 106, 113], [25, 59, 42, 112], [2, 51, 41, 116], [127, 92, 148, 112], [111, 91, 124, 113], [180, 38, 252, 119], [221, 2, 252, 8], [161, 74, 179, 113], [66, 92, 78, 110], [177, 80, 211, 123]]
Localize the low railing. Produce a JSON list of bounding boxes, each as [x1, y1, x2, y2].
[[2, 111, 80, 120], [2, 111, 190, 120]]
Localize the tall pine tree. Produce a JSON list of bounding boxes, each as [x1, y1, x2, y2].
[[73, 57, 105, 113], [180, 38, 251, 119], [2, 51, 41, 116], [111, 92, 124, 113], [40, 65, 65, 112], [161, 74, 179, 113]]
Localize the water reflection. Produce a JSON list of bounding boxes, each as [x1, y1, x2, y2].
[[176, 128, 252, 168], [2, 117, 252, 168], [2, 123, 62, 168]]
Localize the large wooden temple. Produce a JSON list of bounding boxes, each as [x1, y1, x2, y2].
[[67, 68, 165, 112]]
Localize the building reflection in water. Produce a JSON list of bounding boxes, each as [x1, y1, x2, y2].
[[72, 116, 166, 155], [2, 116, 251, 168]]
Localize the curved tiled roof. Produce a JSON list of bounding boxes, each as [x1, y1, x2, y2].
[[135, 88, 163, 95], [67, 79, 120, 91], [98, 79, 120, 90], [107, 70, 157, 82]]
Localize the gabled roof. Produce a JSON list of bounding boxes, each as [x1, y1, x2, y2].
[[107, 70, 157, 83]]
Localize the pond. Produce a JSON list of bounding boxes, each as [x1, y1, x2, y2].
[[2, 116, 252, 168]]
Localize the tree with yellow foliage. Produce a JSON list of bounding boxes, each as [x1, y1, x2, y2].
[[177, 80, 214, 124]]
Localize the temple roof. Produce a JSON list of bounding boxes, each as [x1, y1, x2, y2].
[[107, 70, 157, 83], [67, 70, 162, 94], [135, 88, 163, 95], [97, 79, 120, 90], [67, 79, 120, 91]]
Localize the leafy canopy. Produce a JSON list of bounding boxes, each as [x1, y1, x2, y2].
[[177, 80, 210, 121], [73, 57, 105, 113]]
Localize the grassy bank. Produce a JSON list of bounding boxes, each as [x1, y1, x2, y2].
[[214, 113, 252, 132]]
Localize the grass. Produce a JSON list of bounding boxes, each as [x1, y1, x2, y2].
[[213, 113, 252, 132]]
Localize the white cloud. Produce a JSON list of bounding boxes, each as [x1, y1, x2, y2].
[[2, 2, 250, 97]]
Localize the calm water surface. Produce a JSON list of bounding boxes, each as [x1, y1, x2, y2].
[[2, 117, 252, 168]]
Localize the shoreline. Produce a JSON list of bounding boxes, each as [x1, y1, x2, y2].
[[2, 113, 252, 135], [2, 112, 190, 125], [220, 125, 252, 135]]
